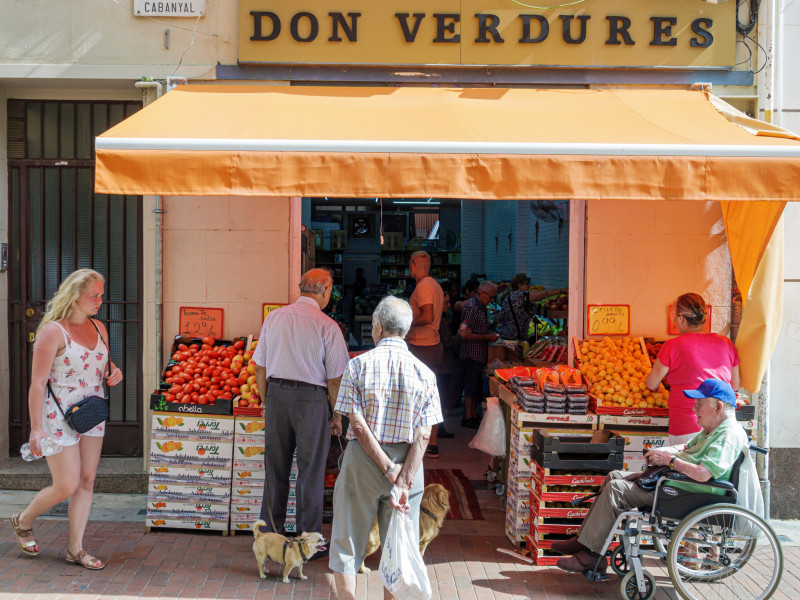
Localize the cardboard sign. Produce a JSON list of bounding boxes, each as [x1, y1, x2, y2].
[[179, 307, 223, 338], [667, 304, 712, 335], [262, 303, 287, 321], [587, 305, 630, 336]]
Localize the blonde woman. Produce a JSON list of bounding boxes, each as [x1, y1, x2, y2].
[[645, 293, 740, 446], [11, 269, 122, 569]]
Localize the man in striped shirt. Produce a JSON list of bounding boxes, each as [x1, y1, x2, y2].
[[329, 296, 442, 599], [252, 269, 349, 541]]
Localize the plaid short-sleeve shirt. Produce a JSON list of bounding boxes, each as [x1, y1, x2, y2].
[[459, 296, 490, 363], [335, 337, 443, 444]]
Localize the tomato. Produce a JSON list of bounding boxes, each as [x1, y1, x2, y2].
[[165, 394, 176, 402], [199, 387, 208, 395], [221, 391, 232, 400], [236, 377, 247, 387], [177, 343, 189, 351], [197, 395, 209, 405], [213, 368, 222, 377], [168, 384, 181, 395], [239, 399, 249, 407], [189, 343, 199, 351], [202, 367, 214, 377], [164, 377, 174, 385], [171, 352, 182, 361], [223, 384, 232, 392], [182, 383, 194, 395], [191, 392, 200, 401], [193, 367, 202, 375], [208, 396, 216, 404], [201, 337, 215, 346], [201, 344, 212, 352], [233, 340, 245, 350], [180, 397, 191, 404], [232, 386, 240, 395], [221, 358, 232, 368]]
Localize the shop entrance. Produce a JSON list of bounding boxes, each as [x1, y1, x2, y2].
[[6, 99, 145, 456]]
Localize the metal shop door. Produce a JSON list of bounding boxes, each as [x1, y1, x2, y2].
[[7, 99, 144, 456]]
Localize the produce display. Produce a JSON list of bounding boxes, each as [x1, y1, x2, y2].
[[644, 339, 664, 365], [577, 337, 668, 409], [526, 336, 567, 363], [159, 337, 260, 409]]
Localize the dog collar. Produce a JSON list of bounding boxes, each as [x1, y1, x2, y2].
[[420, 506, 441, 527]]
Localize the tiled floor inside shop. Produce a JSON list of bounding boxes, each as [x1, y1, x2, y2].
[[1, 416, 799, 599]]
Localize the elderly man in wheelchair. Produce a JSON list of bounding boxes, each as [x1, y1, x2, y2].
[[552, 378, 782, 600]]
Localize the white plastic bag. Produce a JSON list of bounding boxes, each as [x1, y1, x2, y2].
[[469, 397, 506, 457], [735, 450, 765, 536], [379, 487, 432, 600]]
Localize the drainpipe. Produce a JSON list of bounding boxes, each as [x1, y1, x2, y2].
[[774, 0, 783, 127], [761, 0, 776, 123]]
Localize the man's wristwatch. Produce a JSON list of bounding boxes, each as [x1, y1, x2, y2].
[[669, 457, 676, 470], [384, 463, 395, 479]]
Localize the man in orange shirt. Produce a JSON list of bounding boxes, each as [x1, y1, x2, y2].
[[405, 251, 447, 458]]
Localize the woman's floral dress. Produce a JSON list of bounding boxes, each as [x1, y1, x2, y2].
[[43, 321, 108, 445]]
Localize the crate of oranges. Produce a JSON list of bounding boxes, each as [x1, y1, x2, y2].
[[572, 336, 669, 416]]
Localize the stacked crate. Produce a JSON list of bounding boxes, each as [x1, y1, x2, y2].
[[146, 413, 234, 533], [230, 416, 266, 534], [597, 414, 670, 473], [525, 430, 624, 564], [229, 416, 300, 535], [505, 424, 534, 544]]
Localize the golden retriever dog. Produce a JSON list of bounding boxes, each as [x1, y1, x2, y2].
[[252, 521, 327, 583], [359, 483, 451, 573]]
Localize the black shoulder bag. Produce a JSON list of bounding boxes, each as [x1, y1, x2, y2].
[[49, 320, 110, 433]]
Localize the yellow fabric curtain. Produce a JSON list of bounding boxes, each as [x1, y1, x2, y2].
[[732, 216, 785, 393]]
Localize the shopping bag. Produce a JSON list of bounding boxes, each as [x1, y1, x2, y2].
[[468, 397, 506, 457], [734, 450, 765, 536], [379, 487, 432, 600]]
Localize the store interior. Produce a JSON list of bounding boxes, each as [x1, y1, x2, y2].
[[302, 198, 571, 350]]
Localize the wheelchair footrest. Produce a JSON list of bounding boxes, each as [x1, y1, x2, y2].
[[584, 570, 609, 583]]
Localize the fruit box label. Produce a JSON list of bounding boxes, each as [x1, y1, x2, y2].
[[233, 460, 265, 470], [235, 417, 266, 436], [151, 413, 234, 435], [148, 463, 231, 481], [149, 481, 231, 499], [150, 436, 233, 461], [147, 517, 228, 531], [234, 442, 266, 460], [147, 500, 228, 516], [231, 495, 263, 506], [232, 478, 263, 488], [234, 469, 265, 480]]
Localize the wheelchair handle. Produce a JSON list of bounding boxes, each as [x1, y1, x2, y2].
[[749, 443, 769, 455], [571, 491, 600, 506]]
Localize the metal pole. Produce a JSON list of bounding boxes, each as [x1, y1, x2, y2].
[[756, 366, 770, 520]]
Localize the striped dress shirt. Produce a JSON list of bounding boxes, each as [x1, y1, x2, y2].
[[252, 296, 349, 386], [335, 337, 443, 444]]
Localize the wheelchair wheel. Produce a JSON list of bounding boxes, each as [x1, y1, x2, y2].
[[610, 545, 631, 576], [620, 569, 656, 600], [667, 504, 783, 600]]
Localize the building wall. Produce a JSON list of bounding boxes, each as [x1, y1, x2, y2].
[[585, 200, 732, 338], [160, 196, 291, 360], [519, 202, 570, 288], [481, 201, 518, 283], [460, 200, 484, 285]]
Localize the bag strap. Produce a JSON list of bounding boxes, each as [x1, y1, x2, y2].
[[507, 293, 526, 340], [88, 319, 110, 398], [47, 381, 68, 419]]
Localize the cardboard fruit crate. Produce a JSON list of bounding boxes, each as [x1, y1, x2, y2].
[[510, 404, 597, 429], [151, 412, 234, 436], [530, 461, 607, 486], [150, 392, 233, 415], [531, 500, 590, 520], [530, 519, 584, 537], [146, 498, 229, 517], [148, 462, 232, 482], [531, 449, 623, 472], [150, 434, 234, 462], [598, 414, 670, 429], [234, 416, 265, 438], [146, 517, 229, 533], [530, 479, 599, 504], [148, 480, 231, 500]]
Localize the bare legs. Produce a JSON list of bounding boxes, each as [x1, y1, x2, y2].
[[333, 572, 397, 600], [17, 435, 103, 566]]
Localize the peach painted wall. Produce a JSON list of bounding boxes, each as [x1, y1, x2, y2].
[[585, 200, 732, 339], [161, 195, 291, 359]]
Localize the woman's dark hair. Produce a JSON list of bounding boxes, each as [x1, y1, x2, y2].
[[510, 273, 530, 290], [676, 293, 708, 326], [464, 279, 480, 295]]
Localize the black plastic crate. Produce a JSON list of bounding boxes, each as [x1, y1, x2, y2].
[[736, 405, 756, 420], [150, 392, 233, 415], [532, 430, 625, 454]]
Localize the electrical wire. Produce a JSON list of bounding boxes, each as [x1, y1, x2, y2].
[[736, 0, 761, 36]]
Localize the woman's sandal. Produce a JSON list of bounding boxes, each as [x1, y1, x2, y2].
[[66, 549, 105, 570], [11, 513, 39, 556]]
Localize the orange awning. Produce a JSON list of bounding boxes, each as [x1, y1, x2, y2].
[[95, 85, 800, 200]]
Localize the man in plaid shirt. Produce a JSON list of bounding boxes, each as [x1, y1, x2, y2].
[[458, 280, 499, 429], [329, 296, 442, 599]]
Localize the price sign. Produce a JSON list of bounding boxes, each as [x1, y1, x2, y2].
[[263, 303, 287, 321], [587, 305, 630, 336], [179, 307, 224, 338]]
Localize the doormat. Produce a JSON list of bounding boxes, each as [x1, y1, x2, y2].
[[424, 469, 483, 520]]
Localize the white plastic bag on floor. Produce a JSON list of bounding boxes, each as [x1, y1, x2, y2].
[[469, 396, 506, 457], [379, 487, 432, 600], [735, 450, 765, 536]]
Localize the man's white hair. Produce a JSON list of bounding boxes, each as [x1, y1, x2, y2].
[[299, 269, 333, 295], [372, 296, 413, 338]]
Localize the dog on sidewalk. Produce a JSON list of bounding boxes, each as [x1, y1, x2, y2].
[[252, 522, 327, 583], [359, 483, 451, 573]]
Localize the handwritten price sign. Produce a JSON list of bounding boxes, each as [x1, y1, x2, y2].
[[179, 307, 224, 338], [587, 305, 630, 336], [262, 303, 287, 321]]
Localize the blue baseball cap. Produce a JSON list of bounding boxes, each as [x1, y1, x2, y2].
[[683, 378, 736, 407]]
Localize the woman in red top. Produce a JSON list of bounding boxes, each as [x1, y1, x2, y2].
[[645, 293, 740, 446]]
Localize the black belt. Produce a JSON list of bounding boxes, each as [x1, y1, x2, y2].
[[271, 377, 327, 392]]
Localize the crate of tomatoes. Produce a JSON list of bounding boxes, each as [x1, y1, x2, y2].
[[150, 336, 253, 415]]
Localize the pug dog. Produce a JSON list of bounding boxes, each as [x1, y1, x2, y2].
[[252, 522, 327, 583], [359, 483, 451, 573]]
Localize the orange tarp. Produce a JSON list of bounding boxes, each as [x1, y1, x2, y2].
[[95, 86, 800, 200]]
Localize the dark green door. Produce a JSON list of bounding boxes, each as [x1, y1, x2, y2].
[[7, 99, 144, 456]]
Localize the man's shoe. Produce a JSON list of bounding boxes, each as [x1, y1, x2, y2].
[[424, 445, 439, 459], [550, 536, 583, 555], [437, 426, 454, 439], [556, 550, 607, 573]]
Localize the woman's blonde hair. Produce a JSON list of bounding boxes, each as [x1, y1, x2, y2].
[[676, 293, 707, 327], [37, 269, 105, 335]]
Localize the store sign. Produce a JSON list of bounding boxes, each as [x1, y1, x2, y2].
[[587, 304, 630, 336], [238, 0, 735, 67], [179, 306, 224, 337], [135, 1, 206, 17], [263, 303, 287, 321]]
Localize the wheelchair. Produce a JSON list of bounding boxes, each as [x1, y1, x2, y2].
[[582, 443, 783, 600]]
